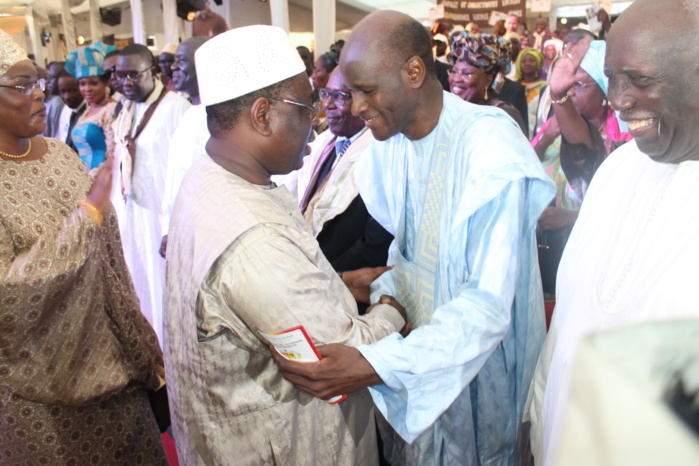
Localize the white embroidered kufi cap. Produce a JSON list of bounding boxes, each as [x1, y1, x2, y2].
[[0, 29, 30, 78], [195, 25, 306, 106]]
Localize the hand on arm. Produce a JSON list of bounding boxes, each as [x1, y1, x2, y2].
[[272, 344, 382, 399], [367, 295, 411, 337], [342, 265, 393, 304]]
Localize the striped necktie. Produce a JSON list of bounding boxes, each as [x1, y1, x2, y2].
[[335, 138, 352, 159]]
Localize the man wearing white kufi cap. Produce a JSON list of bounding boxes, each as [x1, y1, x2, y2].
[[163, 25, 407, 465]]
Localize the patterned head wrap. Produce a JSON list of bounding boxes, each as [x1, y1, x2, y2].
[[515, 48, 544, 81], [448, 32, 511, 76], [0, 29, 30, 78], [65, 42, 116, 79]]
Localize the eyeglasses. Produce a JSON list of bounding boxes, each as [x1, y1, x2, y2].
[[447, 69, 479, 79], [266, 96, 320, 118], [0, 78, 46, 96], [102, 67, 115, 80], [318, 88, 351, 107], [572, 81, 597, 90], [114, 67, 152, 82]]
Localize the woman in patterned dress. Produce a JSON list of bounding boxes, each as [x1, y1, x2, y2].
[[0, 31, 168, 465]]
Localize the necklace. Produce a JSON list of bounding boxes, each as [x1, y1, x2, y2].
[[0, 139, 31, 159]]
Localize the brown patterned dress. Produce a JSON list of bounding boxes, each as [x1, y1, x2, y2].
[[0, 138, 167, 465]]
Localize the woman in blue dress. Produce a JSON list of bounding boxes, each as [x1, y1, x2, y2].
[[65, 43, 117, 172]]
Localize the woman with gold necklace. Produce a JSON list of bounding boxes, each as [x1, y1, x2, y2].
[[0, 30, 168, 464], [66, 43, 118, 171]]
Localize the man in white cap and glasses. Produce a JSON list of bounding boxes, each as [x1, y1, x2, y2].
[[163, 25, 408, 465]]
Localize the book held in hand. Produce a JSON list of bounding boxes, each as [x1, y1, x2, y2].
[[258, 325, 346, 404]]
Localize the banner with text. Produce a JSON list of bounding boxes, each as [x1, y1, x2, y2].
[[438, 0, 526, 29]]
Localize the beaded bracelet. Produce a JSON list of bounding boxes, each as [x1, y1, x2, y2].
[[77, 200, 103, 228]]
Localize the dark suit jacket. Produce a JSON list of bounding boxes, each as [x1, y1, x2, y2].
[[316, 194, 393, 273], [316, 194, 393, 315], [434, 60, 452, 92], [493, 78, 528, 132]]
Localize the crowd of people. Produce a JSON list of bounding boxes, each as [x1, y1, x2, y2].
[[1, 0, 698, 464]]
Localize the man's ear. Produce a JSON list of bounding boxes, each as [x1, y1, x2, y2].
[[404, 56, 427, 89], [250, 97, 273, 136]]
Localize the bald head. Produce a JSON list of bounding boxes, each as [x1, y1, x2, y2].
[[605, 0, 699, 163], [339, 10, 444, 141], [611, 0, 697, 56], [345, 11, 434, 74], [172, 36, 209, 101]]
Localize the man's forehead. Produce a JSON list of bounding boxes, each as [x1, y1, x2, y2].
[[117, 54, 149, 69], [176, 44, 193, 58], [326, 68, 348, 90], [58, 76, 77, 87]]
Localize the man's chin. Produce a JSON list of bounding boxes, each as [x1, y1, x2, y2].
[[368, 126, 394, 142]]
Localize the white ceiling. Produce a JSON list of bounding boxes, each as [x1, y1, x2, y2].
[[1, 0, 635, 21]]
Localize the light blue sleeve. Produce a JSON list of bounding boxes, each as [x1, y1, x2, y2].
[[358, 179, 526, 443]]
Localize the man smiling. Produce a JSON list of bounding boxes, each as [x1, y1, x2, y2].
[[111, 44, 190, 342], [528, 0, 699, 464], [286, 66, 393, 304], [274, 10, 554, 465]]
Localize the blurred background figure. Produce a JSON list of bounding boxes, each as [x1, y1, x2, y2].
[[505, 13, 521, 40], [515, 48, 546, 137], [65, 42, 118, 171], [192, 0, 228, 38], [310, 49, 340, 133], [158, 43, 178, 92], [465, 22, 480, 35], [55, 71, 86, 151], [296, 45, 314, 76], [541, 38, 563, 80], [448, 33, 506, 105], [493, 19, 507, 37], [531, 42, 631, 296], [448, 33, 527, 133], [531, 17, 553, 52]]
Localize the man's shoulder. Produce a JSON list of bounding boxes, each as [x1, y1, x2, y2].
[[589, 140, 645, 188], [442, 92, 520, 137], [160, 90, 192, 112], [179, 159, 296, 228]]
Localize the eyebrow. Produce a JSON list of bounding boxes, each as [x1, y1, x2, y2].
[[6, 73, 34, 81]]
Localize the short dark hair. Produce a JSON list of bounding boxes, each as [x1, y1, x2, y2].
[[119, 43, 154, 67], [206, 78, 293, 137], [386, 19, 435, 75], [318, 50, 340, 73], [104, 50, 120, 60]]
